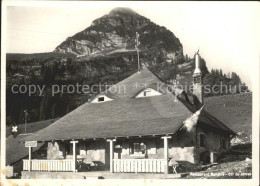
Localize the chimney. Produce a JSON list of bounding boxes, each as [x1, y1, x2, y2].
[[192, 51, 203, 107]]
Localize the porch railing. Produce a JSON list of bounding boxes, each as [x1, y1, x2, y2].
[[113, 159, 164, 173], [23, 159, 73, 172]]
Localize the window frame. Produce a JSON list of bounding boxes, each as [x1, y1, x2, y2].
[[65, 143, 72, 156], [143, 90, 151, 97], [135, 88, 162, 98], [193, 76, 201, 83], [91, 95, 113, 103], [98, 97, 105, 102], [65, 143, 80, 156], [130, 142, 147, 155]]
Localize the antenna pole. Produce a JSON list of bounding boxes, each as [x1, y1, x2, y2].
[[137, 48, 140, 71], [24, 110, 28, 134], [135, 32, 140, 71]]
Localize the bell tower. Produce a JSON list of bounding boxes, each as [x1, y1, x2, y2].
[[192, 51, 203, 106]]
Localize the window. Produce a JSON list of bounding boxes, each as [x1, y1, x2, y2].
[[199, 134, 206, 147], [65, 143, 79, 155], [193, 76, 201, 83], [131, 142, 146, 155], [144, 91, 151, 97], [91, 95, 113, 103], [65, 143, 71, 155], [135, 88, 162, 98], [98, 97, 104, 102]]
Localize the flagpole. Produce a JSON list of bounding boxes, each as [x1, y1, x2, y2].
[[137, 47, 140, 71], [24, 110, 28, 134], [135, 32, 140, 72]]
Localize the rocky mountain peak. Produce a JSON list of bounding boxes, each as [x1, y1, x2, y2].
[[108, 7, 140, 17], [54, 7, 183, 63]]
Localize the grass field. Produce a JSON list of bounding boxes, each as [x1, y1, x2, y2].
[[204, 93, 252, 140], [6, 118, 58, 137]]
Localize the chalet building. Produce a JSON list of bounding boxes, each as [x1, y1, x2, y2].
[[20, 53, 235, 176]]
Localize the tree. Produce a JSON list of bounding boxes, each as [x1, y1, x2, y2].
[[219, 69, 223, 78], [231, 72, 241, 84], [203, 73, 215, 97], [39, 95, 46, 120], [185, 54, 190, 62]]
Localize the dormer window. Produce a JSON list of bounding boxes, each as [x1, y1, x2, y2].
[[98, 97, 104, 102], [135, 88, 162, 98], [143, 90, 151, 97], [91, 95, 113, 103]]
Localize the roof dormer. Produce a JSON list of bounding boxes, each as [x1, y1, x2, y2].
[[135, 88, 162, 98], [91, 95, 113, 103]]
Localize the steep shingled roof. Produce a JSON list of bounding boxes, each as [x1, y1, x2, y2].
[[99, 65, 169, 99], [21, 68, 235, 142], [21, 93, 193, 142], [177, 92, 236, 134]]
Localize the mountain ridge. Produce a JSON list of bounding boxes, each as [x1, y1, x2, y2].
[[54, 7, 183, 65]]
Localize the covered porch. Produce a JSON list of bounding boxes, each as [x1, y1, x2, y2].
[[22, 135, 173, 174]]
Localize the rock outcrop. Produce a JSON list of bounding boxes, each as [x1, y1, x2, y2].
[[54, 7, 183, 62]]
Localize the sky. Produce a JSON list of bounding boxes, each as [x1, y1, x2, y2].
[[4, 1, 260, 89]]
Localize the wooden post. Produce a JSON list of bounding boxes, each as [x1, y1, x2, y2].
[[161, 136, 171, 174], [28, 146, 32, 172], [70, 141, 78, 172], [107, 139, 116, 173]]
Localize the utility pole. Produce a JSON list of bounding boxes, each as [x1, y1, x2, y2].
[[24, 110, 28, 134], [135, 32, 140, 71]]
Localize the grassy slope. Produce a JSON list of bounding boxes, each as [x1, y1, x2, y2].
[[204, 93, 252, 139], [6, 118, 58, 137], [6, 118, 58, 165]]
